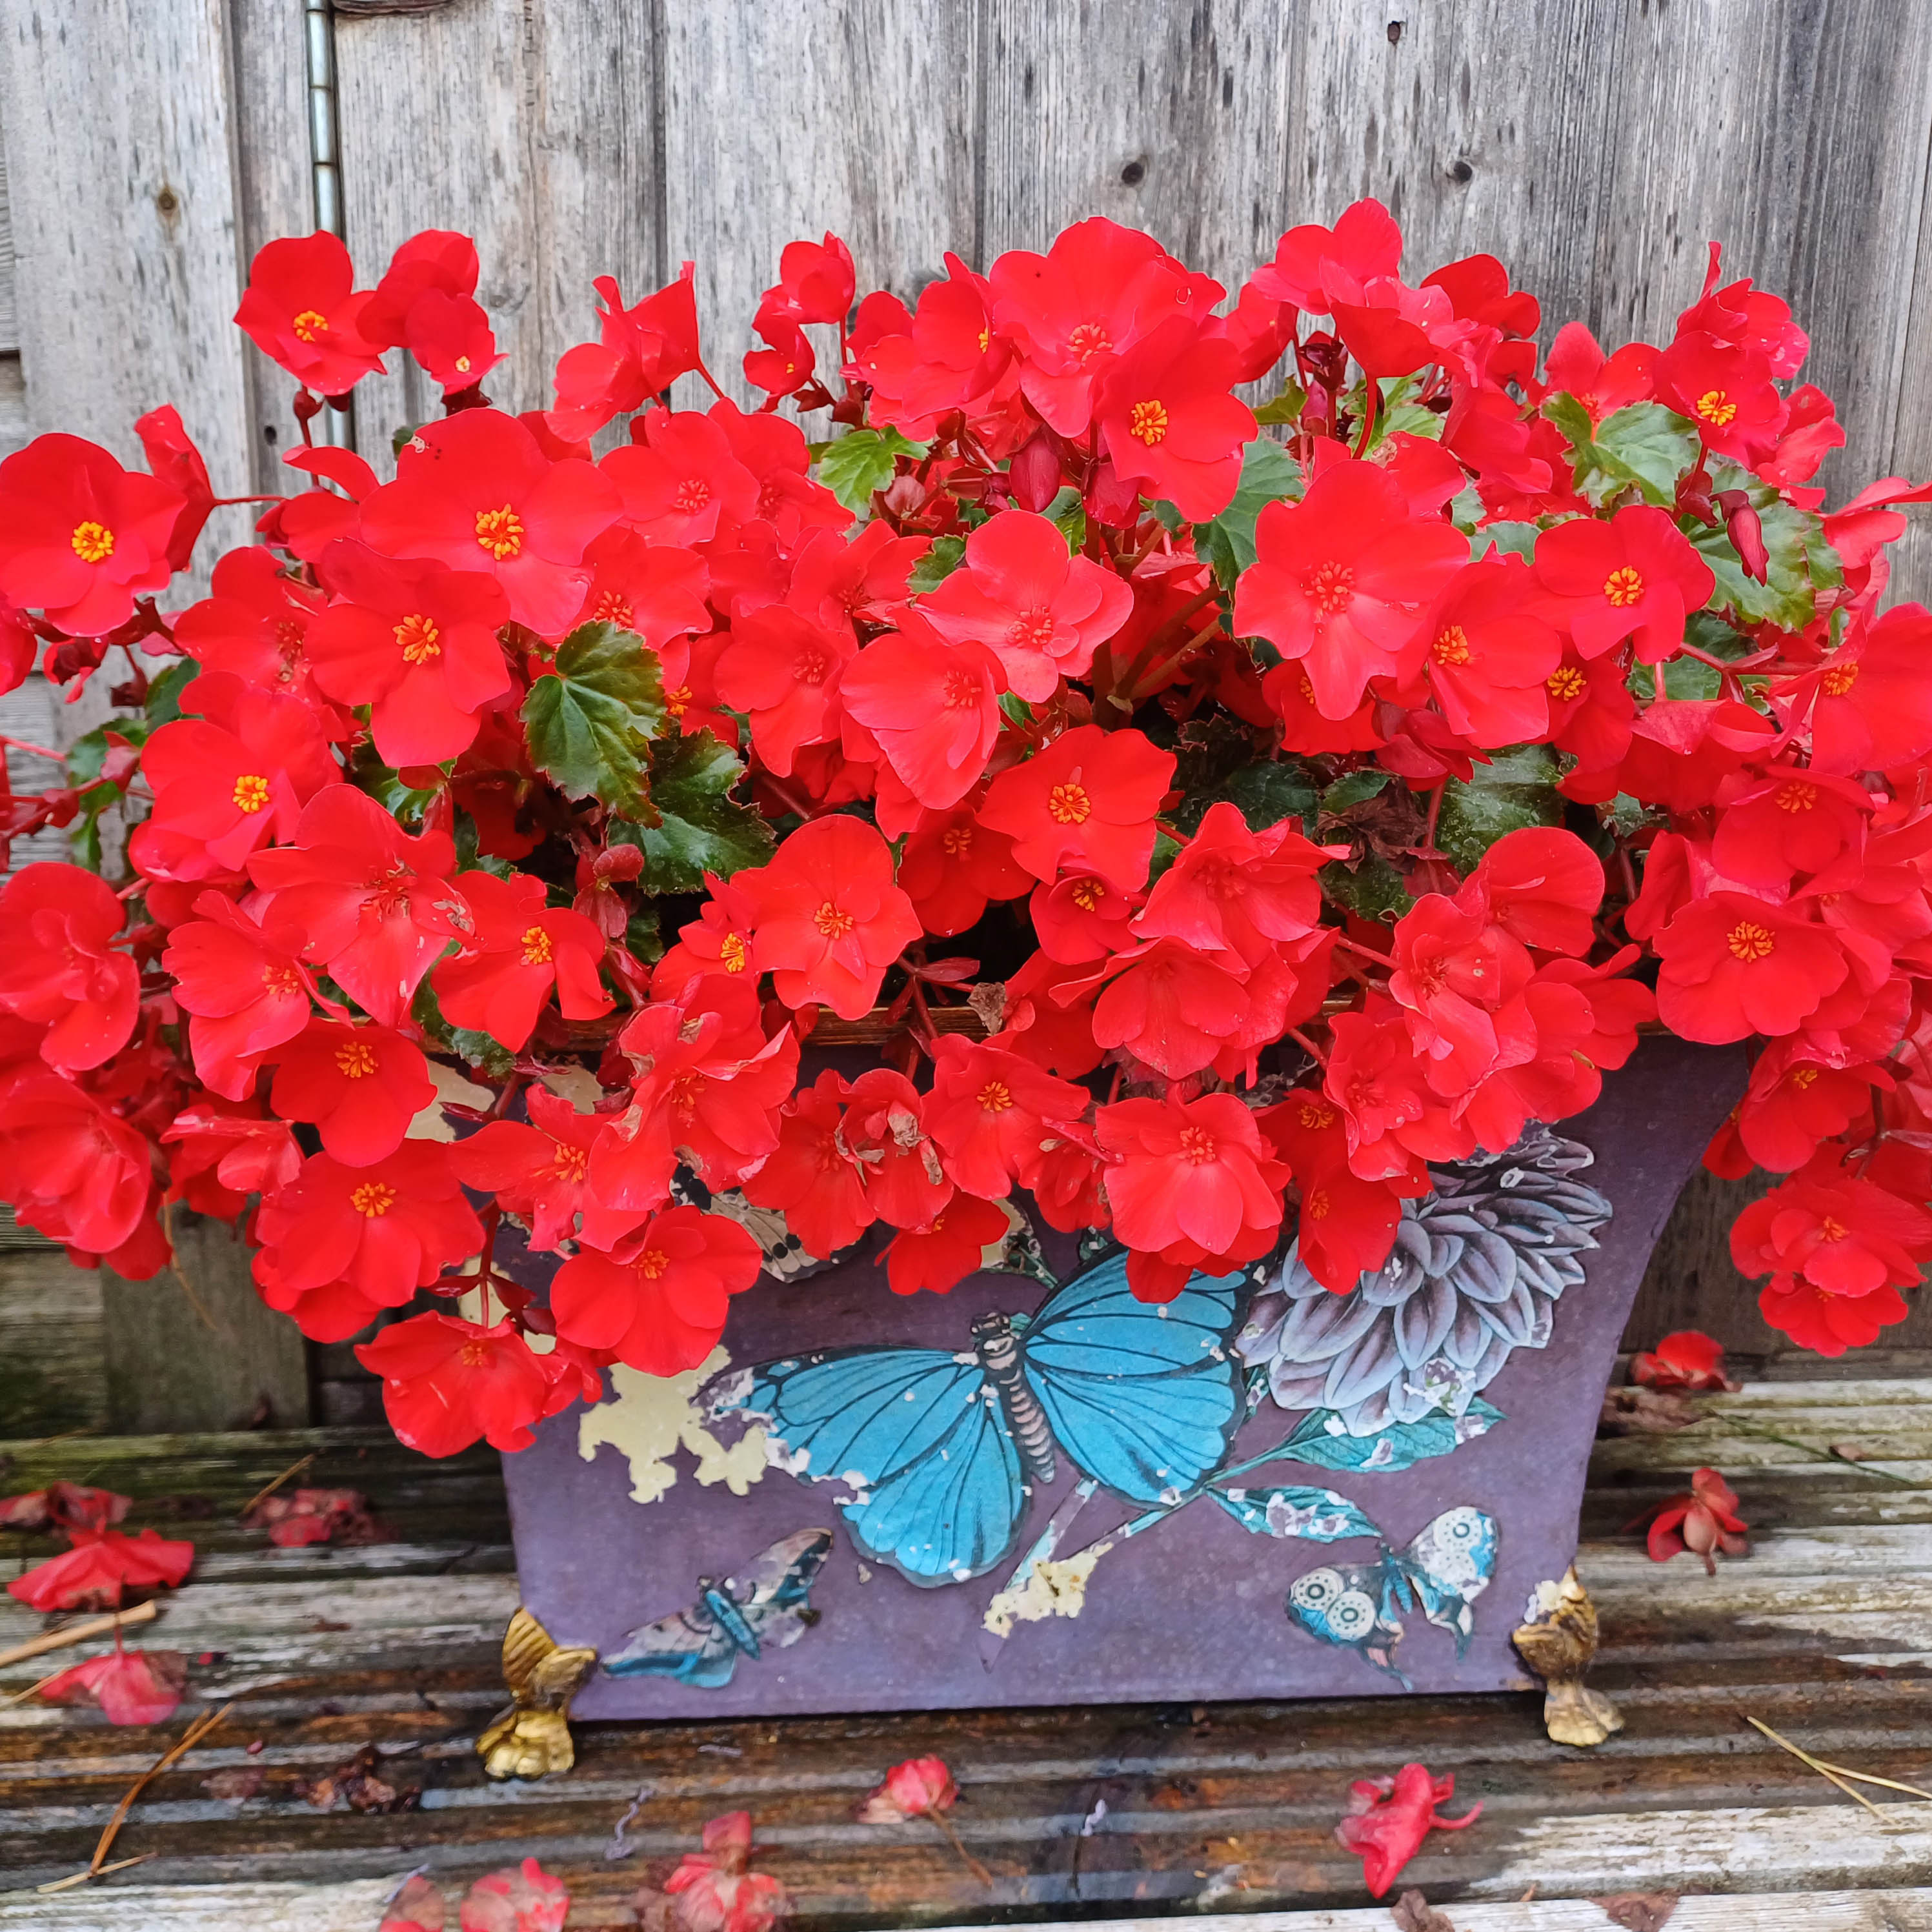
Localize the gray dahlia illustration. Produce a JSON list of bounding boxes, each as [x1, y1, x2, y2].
[[1238, 1125, 1613, 1437]]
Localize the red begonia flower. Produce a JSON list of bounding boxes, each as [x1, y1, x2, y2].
[[1760, 1274, 1911, 1355], [453, 1085, 643, 1254], [1324, 998, 1476, 1180], [163, 894, 316, 1099], [253, 1142, 483, 1308], [1067, 936, 1254, 1079], [358, 408, 621, 638], [925, 1036, 1089, 1199], [837, 1066, 952, 1230], [248, 785, 469, 1027], [1250, 199, 1403, 312], [38, 1647, 186, 1727], [235, 232, 387, 394], [1234, 456, 1467, 719], [855, 1754, 960, 1821], [0, 434, 185, 635], [430, 869, 611, 1051], [360, 230, 503, 394], [987, 217, 1220, 434], [8, 1526, 195, 1613], [917, 508, 1132, 701], [744, 302, 819, 401], [550, 1205, 761, 1373], [161, 1094, 303, 1214], [1654, 894, 1850, 1042], [1031, 870, 1140, 963], [1334, 1762, 1482, 1898], [1655, 331, 1783, 463], [1731, 1154, 1932, 1300], [841, 616, 1005, 812], [134, 404, 216, 574], [266, 1019, 436, 1167], [1536, 321, 1656, 422], [738, 1069, 869, 1260], [0, 863, 138, 1071], [656, 1812, 789, 1932], [1644, 1466, 1749, 1573], [356, 1312, 560, 1457], [1466, 827, 1605, 957], [710, 397, 849, 541], [883, 1192, 1011, 1296], [173, 545, 332, 709], [308, 541, 512, 766], [570, 529, 710, 665], [1778, 603, 1932, 777], [459, 1856, 571, 1932], [850, 259, 1016, 440], [1259, 1088, 1422, 1293], [1532, 504, 1715, 663], [1630, 1329, 1738, 1393], [1708, 767, 1873, 891], [896, 800, 1030, 938], [1387, 891, 1536, 1094], [1411, 552, 1564, 747], [1727, 1040, 1884, 1172], [762, 232, 856, 327], [1092, 315, 1256, 521], [0, 1071, 156, 1256], [1096, 1090, 1287, 1292], [714, 604, 856, 775], [1134, 800, 1338, 968], [550, 265, 703, 443], [978, 723, 1174, 894], [651, 870, 760, 1000], [603, 408, 760, 547], [738, 815, 920, 1020]]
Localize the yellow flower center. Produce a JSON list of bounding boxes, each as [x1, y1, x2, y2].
[[395, 612, 441, 663], [1305, 1187, 1331, 1219], [718, 931, 749, 973], [335, 1040, 378, 1079], [941, 825, 974, 858], [292, 309, 328, 343], [665, 685, 692, 718], [1603, 566, 1645, 608], [520, 923, 554, 966], [1695, 388, 1738, 427], [1178, 1125, 1218, 1165], [1790, 1067, 1820, 1090], [1775, 780, 1818, 814], [1305, 561, 1356, 615], [474, 504, 525, 560], [456, 355, 472, 374], [1726, 920, 1775, 963], [672, 479, 712, 515], [550, 1140, 589, 1183], [351, 1181, 396, 1218], [1299, 1100, 1336, 1129], [70, 520, 115, 564], [637, 1248, 669, 1280], [1008, 607, 1056, 649], [1067, 321, 1112, 363], [1546, 666, 1586, 701], [1047, 781, 1091, 825], [1819, 1216, 1848, 1242], [1070, 878, 1104, 912], [458, 1342, 490, 1367], [232, 773, 271, 814], [943, 669, 981, 709], [1129, 399, 1169, 445], [1820, 661, 1859, 697], [977, 1081, 1014, 1112], [1431, 624, 1472, 667], [814, 900, 856, 939], [592, 591, 635, 628]]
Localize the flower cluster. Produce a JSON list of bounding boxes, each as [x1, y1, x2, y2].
[[1, 202, 1928, 1456]]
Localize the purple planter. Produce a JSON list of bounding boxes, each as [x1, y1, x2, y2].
[[501, 1036, 1743, 1717]]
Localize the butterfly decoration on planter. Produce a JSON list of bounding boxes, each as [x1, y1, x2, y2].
[[601, 1527, 833, 1687], [706, 1252, 1252, 1586], [1286, 1505, 1499, 1687]]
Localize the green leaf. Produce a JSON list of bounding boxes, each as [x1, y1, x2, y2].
[[814, 427, 925, 512], [613, 728, 773, 894], [1145, 827, 1185, 884], [1170, 760, 1319, 838], [1434, 743, 1562, 871], [1581, 401, 1700, 507], [144, 659, 196, 728], [65, 718, 149, 785], [521, 620, 667, 818], [1209, 1485, 1382, 1542], [1052, 496, 1089, 552], [1279, 1399, 1504, 1473], [1319, 768, 1393, 818], [1319, 852, 1413, 923], [1691, 479, 1842, 632], [410, 978, 517, 1080], [1253, 382, 1306, 428], [1194, 436, 1303, 589], [908, 535, 966, 594], [1471, 520, 1541, 562]]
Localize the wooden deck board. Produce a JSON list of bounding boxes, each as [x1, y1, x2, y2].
[[6, 1375, 1932, 1925]]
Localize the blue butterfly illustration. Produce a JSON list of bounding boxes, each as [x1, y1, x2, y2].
[[601, 1527, 833, 1688], [1285, 1505, 1498, 1687], [707, 1253, 1250, 1587]]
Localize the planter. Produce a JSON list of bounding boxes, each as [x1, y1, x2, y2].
[[499, 1035, 1744, 1719]]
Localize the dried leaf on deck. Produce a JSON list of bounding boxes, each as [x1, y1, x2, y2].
[[243, 1486, 390, 1547], [1599, 1386, 1702, 1435], [459, 1857, 569, 1932], [1594, 1895, 1679, 1931], [1391, 1889, 1456, 1931], [201, 1765, 266, 1801], [297, 1741, 421, 1813], [38, 1647, 186, 1726], [381, 1872, 449, 1931]]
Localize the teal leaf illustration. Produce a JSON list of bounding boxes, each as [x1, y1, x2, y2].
[[1209, 1485, 1382, 1543]]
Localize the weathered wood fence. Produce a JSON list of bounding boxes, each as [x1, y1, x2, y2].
[[2, 0, 1931, 1425]]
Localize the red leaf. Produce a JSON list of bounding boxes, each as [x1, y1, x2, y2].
[[39, 1648, 186, 1726]]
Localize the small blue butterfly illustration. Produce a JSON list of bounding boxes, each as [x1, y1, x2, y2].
[[1286, 1504, 1498, 1686], [709, 1251, 1251, 1587], [601, 1528, 832, 1689]]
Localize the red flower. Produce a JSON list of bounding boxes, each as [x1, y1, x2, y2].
[[550, 1205, 761, 1374], [1468, 827, 1605, 956], [1234, 456, 1467, 719], [978, 724, 1174, 894], [713, 605, 856, 775], [1387, 892, 1534, 1095], [1531, 505, 1715, 664], [431, 869, 611, 1051], [360, 230, 503, 394], [8, 1526, 194, 1613], [1655, 332, 1782, 463], [174, 545, 331, 709], [253, 1142, 483, 1309], [603, 408, 760, 547], [840, 1067, 952, 1230], [549, 266, 703, 442], [740, 1070, 869, 1259], [161, 1094, 303, 1214], [1653, 894, 1850, 1042], [1323, 998, 1474, 1180], [1537, 321, 1656, 423], [134, 404, 216, 574], [1133, 801, 1336, 968], [134, 685, 341, 885], [1644, 1467, 1748, 1573], [1731, 1154, 1932, 1300], [855, 1755, 959, 1821], [1727, 1041, 1883, 1172], [1759, 1274, 1911, 1355], [925, 1036, 1087, 1198], [1260, 1089, 1422, 1293], [355, 1312, 561, 1456], [883, 1192, 1011, 1296], [266, 1019, 436, 1167], [0, 863, 137, 1072], [656, 1811, 790, 1932], [1092, 316, 1257, 521], [1411, 553, 1564, 747], [1334, 1762, 1482, 1898], [459, 1856, 570, 1932], [1630, 1329, 1738, 1394], [1251, 199, 1402, 312], [851, 261, 1016, 439], [738, 816, 920, 1020], [840, 616, 1005, 811], [1709, 767, 1873, 891], [454, 1085, 641, 1254], [917, 508, 1131, 701], [0, 434, 185, 634], [1094, 1090, 1287, 1295], [1778, 603, 1932, 777], [1071, 936, 1254, 1079], [571, 528, 710, 663], [38, 1647, 186, 1727], [163, 895, 317, 1099], [235, 232, 387, 394], [358, 408, 621, 637], [896, 800, 1030, 938], [248, 785, 470, 1027], [308, 541, 513, 765], [0, 1071, 155, 1256]]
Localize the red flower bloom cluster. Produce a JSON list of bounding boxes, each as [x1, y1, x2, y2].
[[2, 197, 1930, 1467]]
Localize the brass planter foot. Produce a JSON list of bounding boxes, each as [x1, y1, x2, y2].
[[478, 1608, 597, 1780], [1513, 1567, 1625, 1747]]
